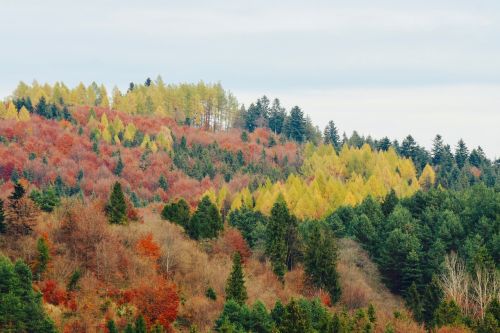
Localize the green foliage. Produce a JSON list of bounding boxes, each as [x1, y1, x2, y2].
[[205, 287, 217, 301], [225, 252, 248, 305], [161, 198, 190, 227], [158, 174, 169, 191], [187, 196, 223, 239], [106, 182, 127, 224], [279, 299, 312, 333], [405, 282, 423, 323], [433, 300, 463, 328], [106, 319, 119, 333], [113, 154, 124, 176], [67, 269, 82, 291], [30, 186, 60, 212], [135, 315, 147, 333], [229, 206, 267, 248], [35, 237, 50, 281], [0, 199, 5, 234], [0, 256, 57, 332], [303, 222, 341, 303]]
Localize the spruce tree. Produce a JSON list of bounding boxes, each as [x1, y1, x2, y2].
[[286, 106, 306, 142], [265, 196, 289, 281], [421, 275, 443, 327], [0, 199, 5, 234], [106, 182, 127, 224], [323, 120, 341, 151], [113, 154, 124, 176], [135, 315, 147, 333], [454, 139, 469, 169], [35, 237, 50, 281], [161, 199, 190, 227], [124, 323, 134, 333], [225, 252, 248, 305], [279, 299, 312, 333], [158, 174, 169, 191], [405, 282, 423, 323], [304, 223, 341, 303], [106, 319, 119, 333], [187, 196, 222, 239]]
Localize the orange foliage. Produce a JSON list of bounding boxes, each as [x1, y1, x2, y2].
[[41, 280, 68, 306], [136, 233, 160, 260], [213, 228, 251, 262]]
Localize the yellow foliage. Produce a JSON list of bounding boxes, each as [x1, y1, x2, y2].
[[18, 106, 31, 122], [418, 164, 436, 190]]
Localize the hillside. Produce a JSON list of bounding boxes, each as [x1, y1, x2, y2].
[[0, 80, 498, 333]]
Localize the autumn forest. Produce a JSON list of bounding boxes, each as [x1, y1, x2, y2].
[[0, 78, 498, 333]]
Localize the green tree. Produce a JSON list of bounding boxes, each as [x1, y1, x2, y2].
[[135, 315, 147, 333], [454, 139, 469, 169], [30, 186, 60, 212], [106, 182, 127, 224], [0, 256, 57, 332], [225, 252, 248, 305], [421, 275, 443, 327], [187, 196, 223, 239], [286, 106, 306, 142], [106, 319, 119, 333], [113, 154, 124, 176], [158, 174, 169, 191], [433, 300, 463, 328], [161, 199, 190, 227], [34, 237, 50, 281], [405, 282, 423, 323], [0, 199, 5, 234], [304, 223, 341, 303], [279, 299, 312, 333], [265, 196, 290, 281], [323, 120, 341, 151]]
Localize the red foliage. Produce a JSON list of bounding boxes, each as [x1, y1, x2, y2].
[[136, 233, 160, 260], [213, 228, 251, 262], [129, 277, 179, 330], [41, 280, 68, 306]]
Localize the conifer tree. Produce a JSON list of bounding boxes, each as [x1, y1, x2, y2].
[[324, 120, 341, 151], [106, 182, 127, 224], [421, 275, 443, 327], [135, 315, 147, 333], [158, 174, 169, 191], [279, 299, 312, 333], [113, 154, 124, 176], [106, 319, 119, 333], [304, 223, 342, 302], [161, 199, 190, 227], [225, 252, 248, 305], [35, 237, 50, 280], [265, 195, 290, 281], [0, 199, 5, 234], [454, 139, 469, 169], [187, 196, 223, 239], [405, 282, 423, 323], [124, 323, 134, 333]]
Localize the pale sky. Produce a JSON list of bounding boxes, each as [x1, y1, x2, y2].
[[1, 0, 499, 157]]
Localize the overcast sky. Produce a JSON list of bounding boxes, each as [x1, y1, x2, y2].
[[1, 0, 499, 157]]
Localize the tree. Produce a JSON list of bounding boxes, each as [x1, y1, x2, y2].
[[265, 196, 291, 281], [106, 319, 119, 333], [304, 223, 341, 303], [106, 182, 127, 224], [405, 282, 423, 323], [432, 134, 445, 165], [5, 182, 39, 235], [0, 256, 57, 332], [279, 299, 312, 333], [0, 199, 5, 234], [455, 139, 469, 169], [269, 98, 286, 135], [30, 186, 60, 212], [135, 315, 147, 333], [187, 196, 223, 239], [421, 275, 443, 327], [286, 106, 306, 142], [158, 174, 169, 191], [113, 154, 124, 176], [34, 237, 50, 281], [161, 199, 190, 227], [323, 121, 341, 151], [18, 106, 31, 122], [225, 252, 248, 305]]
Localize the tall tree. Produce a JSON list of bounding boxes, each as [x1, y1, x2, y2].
[[432, 134, 445, 165], [225, 252, 248, 305], [454, 139, 469, 169], [0, 199, 5, 234], [106, 182, 127, 224], [304, 223, 341, 303], [323, 120, 341, 151], [161, 199, 190, 227], [187, 196, 223, 239], [268, 98, 286, 135], [286, 106, 306, 142]]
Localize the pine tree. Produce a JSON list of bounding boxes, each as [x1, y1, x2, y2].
[[35, 237, 50, 281], [405, 282, 423, 323], [161, 199, 190, 227], [381, 189, 398, 217], [158, 174, 169, 191], [124, 324, 134, 333], [279, 299, 312, 333], [367, 304, 376, 323], [431, 134, 444, 165], [0, 199, 5, 234], [421, 275, 443, 327], [265, 196, 290, 281], [113, 154, 124, 176], [454, 139, 469, 169], [323, 120, 341, 151], [304, 223, 341, 303], [106, 319, 119, 333], [106, 182, 127, 224], [135, 315, 147, 333], [187, 196, 223, 239], [225, 252, 248, 305], [286, 106, 306, 142]]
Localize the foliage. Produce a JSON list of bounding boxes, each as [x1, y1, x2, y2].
[[225, 252, 248, 305], [106, 181, 127, 224], [186, 196, 223, 240]]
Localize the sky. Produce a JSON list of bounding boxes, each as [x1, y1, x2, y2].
[[1, 0, 499, 157]]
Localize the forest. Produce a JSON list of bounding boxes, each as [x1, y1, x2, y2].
[[0, 79, 498, 333]]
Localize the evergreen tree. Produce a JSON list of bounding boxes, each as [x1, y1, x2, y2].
[[323, 120, 341, 151], [268, 98, 286, 135], [187, 196, 223, 239], [432, 134, 445, 165], [421, 275, 443, 327], [279, 299, 312, 333], [433, 300, 462, 328], [0, 256, 57, 332], [405, 282, 423, 323], [304, 223, 341, 303], [135, 315, 147, 333], [367, 304, 376, 323], [0, 199, 5, 234], [124, 323, 134, 333], [113, 154, 124, 176], [455, 139, 469, 169], [265, 196, 290, 281], [106, 182, 127, 224], [161, 199, 190, 227], [106, 319, 119, 333], [225, 252, 248, 305], [286, 106, 306, 142], [381, 189, 398, 217], [35, 237, 50, 281], [158, 174, 169, 191], [30, 186, 60, 212]]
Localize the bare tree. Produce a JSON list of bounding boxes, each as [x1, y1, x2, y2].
[[470, 265, 499, 319], [440, 252, 470, 316]]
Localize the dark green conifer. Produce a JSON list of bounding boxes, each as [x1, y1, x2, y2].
[[106, 182, 127, 224], [225, 252, 248, 305]]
